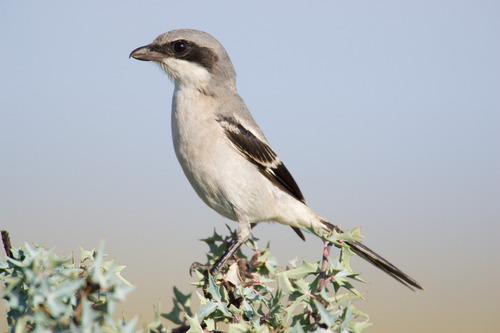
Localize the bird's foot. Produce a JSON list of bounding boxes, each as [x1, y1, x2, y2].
[[209, 261, 224, 276], [188, 261, 226, 277], [189, 262, 211, 276]]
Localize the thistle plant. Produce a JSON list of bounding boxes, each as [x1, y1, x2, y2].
[[1, 227, 371, 332], [152, 226, 371, 333], [0, 231, 135, 332]]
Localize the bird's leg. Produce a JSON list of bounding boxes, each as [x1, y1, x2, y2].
[[210, 213, 252, 276], [209, 238, 245, 275]]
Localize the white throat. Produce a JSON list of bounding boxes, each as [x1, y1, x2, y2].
[[158, 58, 211, 90]]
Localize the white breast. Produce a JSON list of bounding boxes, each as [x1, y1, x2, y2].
[[171, 86, 240, 220], [170, 86, 321, 229]]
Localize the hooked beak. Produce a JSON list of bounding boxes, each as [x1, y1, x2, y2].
[[129, 44, 165, 62]]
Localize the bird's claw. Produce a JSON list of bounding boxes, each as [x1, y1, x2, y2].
[[189, 262, 211, 276]]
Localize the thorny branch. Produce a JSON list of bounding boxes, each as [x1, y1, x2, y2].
[[318, 241, 333, 291], [1, 230, 13, 258]]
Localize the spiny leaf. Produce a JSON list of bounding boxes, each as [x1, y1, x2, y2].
[[173, 286, 192, 315], [279, 260, 319, 280], [185, 313, 204, 333], [313, 300, 339, 328], [198, 301, 218, 318], [206, 274, 222, 302]]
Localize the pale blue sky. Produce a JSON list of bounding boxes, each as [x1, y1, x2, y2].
[[1, 1, 499, 331]]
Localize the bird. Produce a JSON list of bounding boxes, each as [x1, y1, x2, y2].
[[129, 29, 423, 291]]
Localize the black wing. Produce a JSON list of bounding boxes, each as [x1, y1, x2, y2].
[[217, 116, 307, 241]]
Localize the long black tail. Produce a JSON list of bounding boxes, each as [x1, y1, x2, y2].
[[346, 240, 423, 291], [322, 221, 423, 291]]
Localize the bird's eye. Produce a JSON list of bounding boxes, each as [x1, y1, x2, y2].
[[173, 41, 187, 53]]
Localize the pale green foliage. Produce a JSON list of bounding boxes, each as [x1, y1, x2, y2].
[[0, 241, 136, 332], [1, 227, 371, 332], [154, 227, 371, 332]]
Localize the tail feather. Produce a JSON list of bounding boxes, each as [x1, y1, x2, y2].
[[346, 241, 423, 291], [321, 220, 423, 291]]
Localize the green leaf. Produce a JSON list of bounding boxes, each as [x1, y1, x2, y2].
[[185, 313, 204, 333], [147, 301, 166, 331], [290, 322, 306, 333], [313, 300, 338, 328], [352, 319, 373, 333], [279, 260, 319, 280], [161, 301, 184, 325], [284, 294, 307, 321], [198, 301, 218, 318], [206, 274, 221, 302], [205, 317, 216, 331], [216, 301, 231, 317], [173, 286, 192, 316]]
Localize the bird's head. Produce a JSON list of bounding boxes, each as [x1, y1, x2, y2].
[[130, 29, 236, 93]]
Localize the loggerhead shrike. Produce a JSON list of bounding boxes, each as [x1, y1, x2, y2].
[[130, 29, 423, 291]]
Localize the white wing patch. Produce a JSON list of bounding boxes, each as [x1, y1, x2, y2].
[[217, 116, 306, 204]]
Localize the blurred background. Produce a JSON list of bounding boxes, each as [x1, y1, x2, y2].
[[1, 1, 499, 332]]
